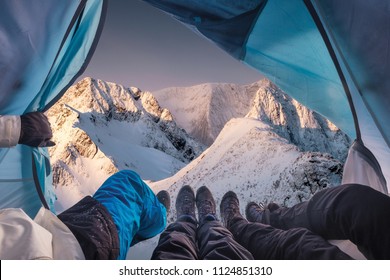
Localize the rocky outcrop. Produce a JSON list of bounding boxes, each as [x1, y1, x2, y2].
[[152, 118, 348, 220], [48, 77, 351, 213], [246, 79, 351, 162], [47, 77, 205, 207], [154, 79, 351, 162]]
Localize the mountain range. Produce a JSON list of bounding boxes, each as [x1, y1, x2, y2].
[[47, 77, 351, 217]]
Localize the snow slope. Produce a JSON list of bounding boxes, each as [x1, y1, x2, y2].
[[48, 77, 205, 212], [151, 117, 344, 221], [153, 82, 259, 145], [47, 77, 350, 259], [154, 79, 350, 162], [128, 117, 345, 259]]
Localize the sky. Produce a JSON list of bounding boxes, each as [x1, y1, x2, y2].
[[82, 0, 262, 92]]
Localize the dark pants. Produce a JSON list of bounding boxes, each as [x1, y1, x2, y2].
[[264, 184, 390, 259], [227, 217, 351, 259], [151, 215, 253, 260], [58, 196, 120, 260]]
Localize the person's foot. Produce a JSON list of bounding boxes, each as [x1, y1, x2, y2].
[[220, 191, 242, 228], [157, 190, 170, 212], [245, 201, 265, 223], [196, 186, 216, 224], [267, 202, 281, 212], [176, 185, 196, 220]]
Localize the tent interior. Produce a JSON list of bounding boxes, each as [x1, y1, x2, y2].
[[0, 0, 388, 260]]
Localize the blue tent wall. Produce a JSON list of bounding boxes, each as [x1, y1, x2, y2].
[[143, 0, 266, 58], [2, 0, 388, 220], [243, 0, 355, 137], [313, 0, 390, 148], [308, 0, 390, 193], [0, 0, 106, 217]]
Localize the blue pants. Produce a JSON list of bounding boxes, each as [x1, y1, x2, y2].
[[93, 170, 167, 259]]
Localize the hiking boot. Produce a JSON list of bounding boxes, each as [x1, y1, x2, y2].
[[220, 191, 242, 228], [176, 185, 196, 219], [245, 201, 265, 223], [196, 186, 217, 224], [157, 190, 170, 212], [267, 202, 281, 212]]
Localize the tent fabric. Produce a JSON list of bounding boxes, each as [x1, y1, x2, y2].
[[313, 0, 390, 148], [0, 207, 85, 259], [142, 0, 390, 194], [307, 0, 390, 194], [0, 115, 20, 147], [143, 0, 266, 57], [0, 208, 53, 259], [0, 0, 388, 241], [0, 0, 107, 217], [243, 0, 355, 137], [342, 140, 387, 194]]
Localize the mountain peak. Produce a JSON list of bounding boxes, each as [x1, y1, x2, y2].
[[48, 77, 205, 211], [154, 78, 351, 161], [49, 77, 350, 214]]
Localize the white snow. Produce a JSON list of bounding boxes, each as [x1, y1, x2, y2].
[[128, 117, 345, 259], [47, 77, 350, 259], [153, 82, 258, 146]]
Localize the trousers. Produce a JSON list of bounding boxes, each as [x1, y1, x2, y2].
[[151, 214, 351, 260], [227, 216, 351, 259], [60, 170, 167, 260], [263, 184, 390, 259], [93, 170, 167, 259], [151, 215, 253, 260]]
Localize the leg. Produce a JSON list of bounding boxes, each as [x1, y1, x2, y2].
[[93, 170, 167, 259], [196, 186, 253, 260], [58, 196, 120, 259], [152, 185, 199, 259], [263, 184, 390, 259], [222, 191, 350, 259], [227, 216, 351, 260], [197, 218, 253, 260], [152, 216, 199, 260]]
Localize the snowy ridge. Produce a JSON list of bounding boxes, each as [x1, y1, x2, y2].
[[245, 79, 350, 162], [154, 79, 350, 162], [46, 77, 351, 259], [48, 77, 205, 211], [129, 116, 345, 259], [153, 82, 259, 146], [151, 118, 344, 222], [48, 77, 350, 213]]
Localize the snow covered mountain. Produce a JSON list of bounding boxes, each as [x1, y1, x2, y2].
[[153, 82, 259, 146], [150, 78, 350, 221], [48, 77, 351, 217], [47, 77, 352, 259], [154, 79, 350, 162], [151, 118, 345, 222], [47, 77, 205, 211], [131, 116, 348, 259]]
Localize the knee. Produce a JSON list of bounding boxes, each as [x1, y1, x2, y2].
[[115, 170, 142, 180], [339, 184, 387, 203], [338, 184, 390, 215], [96, 169, 149, 200], [112, 170, 146, 192]]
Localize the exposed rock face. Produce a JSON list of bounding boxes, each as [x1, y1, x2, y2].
[[151, 118, 347, 221], [47, 78, 205, 209], [48, 77, 351, 214], [245, 80, 350, 162], [154, 79, 351, 162]]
